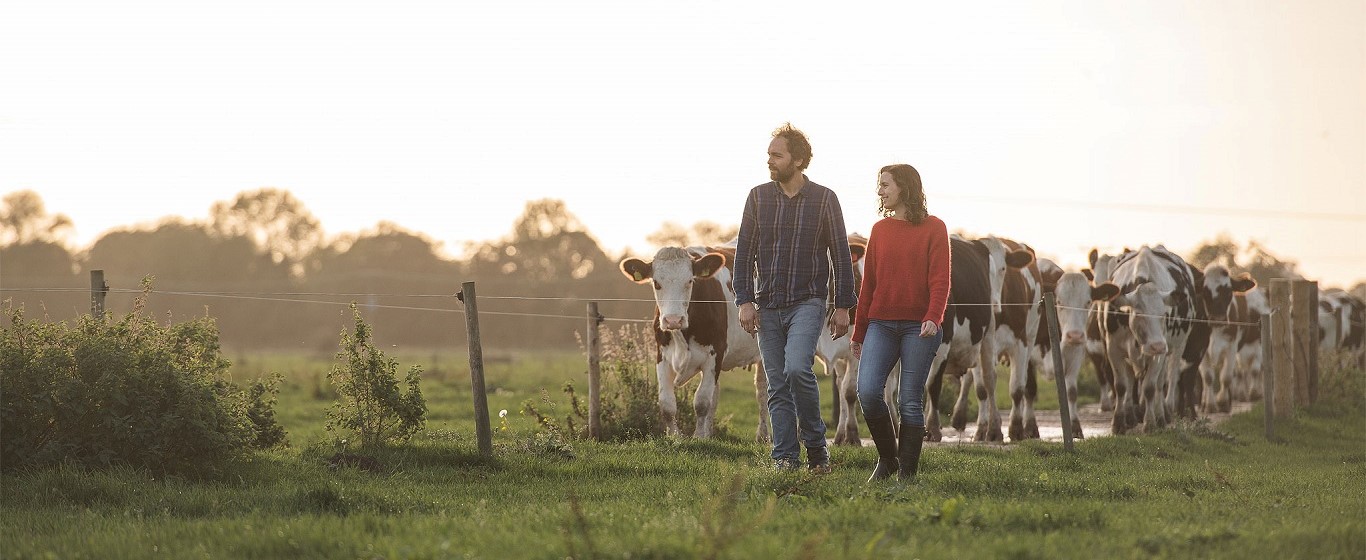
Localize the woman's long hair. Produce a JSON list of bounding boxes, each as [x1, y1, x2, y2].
[[878, 164, 928, 224]]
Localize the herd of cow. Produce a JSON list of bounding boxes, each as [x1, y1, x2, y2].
[[619, 236, 1366, 445]]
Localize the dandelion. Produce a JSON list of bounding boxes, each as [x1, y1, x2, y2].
[[499, 409, 508, 418], [498, 409, 510, 432]]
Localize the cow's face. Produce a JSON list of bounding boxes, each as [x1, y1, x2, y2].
[[620, 247, 725, 331], [1201, 264, 1256, 321], [980, 236, 1035, 314], [1112, 282, 1171, 356], [1055, 273, 1119, 346]]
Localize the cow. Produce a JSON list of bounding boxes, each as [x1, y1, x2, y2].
[[1321, 289, 1366, 368], [619, 246, 770, 441], [1231, 286, 1270, 401], [922, 235, 999, 442], [1197, 264, 1257, 413], [978, 235, 1045, 441], [1034, 271, 1120, 438], [1083, 249, 1122, 412], [817, 234, 868, 446], [1101, 245, 1204, 433]]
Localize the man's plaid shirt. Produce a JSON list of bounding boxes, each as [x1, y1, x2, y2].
[[733, 177, 857, 310]]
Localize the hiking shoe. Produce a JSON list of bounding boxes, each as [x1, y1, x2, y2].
[[773, 458, 801, 471]]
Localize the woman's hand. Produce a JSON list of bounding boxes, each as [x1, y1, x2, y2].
[[920, 320, 939, 338], [850, 341, 862, 360]]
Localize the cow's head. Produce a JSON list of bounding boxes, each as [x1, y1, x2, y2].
[[1111, 282, 1179, 356], [979, 236, 1036, 314], [620, 247, 726, 331], [1200, 264, 1257, 321], [1054, 272, 1119, 346]]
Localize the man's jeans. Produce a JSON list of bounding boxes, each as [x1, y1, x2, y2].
[[757, 298, 828, 463], [856, 319, 943, 426]]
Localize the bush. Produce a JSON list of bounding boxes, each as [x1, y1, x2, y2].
[[523, 324, 703, 442], [325, 304, 426, 449], [0, 285, 277, 474]]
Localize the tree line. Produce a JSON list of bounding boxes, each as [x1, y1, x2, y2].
[[0, 189, 737, 354], [3, 189, 1355, 353]]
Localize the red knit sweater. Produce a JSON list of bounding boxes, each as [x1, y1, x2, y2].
[[851, 215, 951, 344]]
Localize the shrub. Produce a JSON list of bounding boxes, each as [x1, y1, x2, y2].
[[0, 284, 274, 474], [325, 304, 426, 449], [523, 323, 703, 442]]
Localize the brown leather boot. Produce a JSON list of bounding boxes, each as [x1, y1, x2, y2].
[[865, 415, 899, 482], [898, 424, 925, 481]]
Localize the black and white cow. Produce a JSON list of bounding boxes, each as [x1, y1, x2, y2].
[[1197, 264, 1257, 413], [620, 246, 770, 440], [1101, 245, 1204, 433], [923, 235, 999, 442]]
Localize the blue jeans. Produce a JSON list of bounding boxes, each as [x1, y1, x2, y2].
[[757, 298, 828, 463], [857, 319, 943, 426]]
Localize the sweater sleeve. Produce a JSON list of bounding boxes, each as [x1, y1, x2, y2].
[[925, 220, 951, 326], [852, 223, 878, 344]]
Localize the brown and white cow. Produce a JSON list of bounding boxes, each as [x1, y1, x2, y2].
[[1034, 271, 1120, 438], [1197, 264, 1257, 413], [620, 246, 770, 440], [818, 234, 867, 446], [1320, 289, 1366, 369], [1083, 249, 1123, 412], [979, 235, 1045, 441]]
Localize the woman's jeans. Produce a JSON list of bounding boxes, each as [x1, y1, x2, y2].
[[757, 298, 828, 463], [857, 319, 943, 426]]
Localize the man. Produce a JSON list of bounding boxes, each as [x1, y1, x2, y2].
[[734, 123, 857, 472]]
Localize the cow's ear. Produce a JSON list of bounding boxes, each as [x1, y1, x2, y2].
[[1232, 274, 1256, 293], [1092, 282, 1121, 303], [1088, 248, 1099, 268], [1006, 249, 1034, 269], [1081, 268, 1095, 282], [620, 258, 653, 284], [849, 242, 867, 264], [693, 253, 726, 278]]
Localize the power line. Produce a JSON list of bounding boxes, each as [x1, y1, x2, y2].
[[931, 192, 1366, 222]]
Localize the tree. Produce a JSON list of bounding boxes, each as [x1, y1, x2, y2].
[[209, 188, 324, 277], [468, 199, 612, 282], [645, 220, 739, 249], [1186, 234, 1300, 287], [0, 191, 72, 246]]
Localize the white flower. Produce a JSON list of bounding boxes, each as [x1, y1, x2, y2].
[[499, 409, 508, 418]]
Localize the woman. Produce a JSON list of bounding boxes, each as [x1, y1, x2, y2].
[[850, 163, 951, 482]]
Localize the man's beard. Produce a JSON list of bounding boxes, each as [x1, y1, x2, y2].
[[770, 167, 797, 182]]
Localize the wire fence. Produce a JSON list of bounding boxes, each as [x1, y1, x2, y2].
[[0, 286, 1271, 327]]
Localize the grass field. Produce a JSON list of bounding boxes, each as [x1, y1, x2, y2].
[[3, 349, 1364, 559]]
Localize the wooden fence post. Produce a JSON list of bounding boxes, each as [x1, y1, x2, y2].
[[1270, 280, 1295, 419], [1262, 311, 1275, 439], [1292, 280, 1319, 405], [90, 270, 107, 318], [586, 301, 604, 441], [459, 281, 494, 456], [1043, 292, 1074, 451]]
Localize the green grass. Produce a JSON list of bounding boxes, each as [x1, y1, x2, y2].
[[3, 351, 1363, 559]]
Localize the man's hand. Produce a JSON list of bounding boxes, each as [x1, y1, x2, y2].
[[830, 308, 850, 340], [739, 303, 758, 334], [920, 320, 939, 338], [850, 341, 862, 360]]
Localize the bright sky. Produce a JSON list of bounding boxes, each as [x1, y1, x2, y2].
[[2, 1, 1363, 287]]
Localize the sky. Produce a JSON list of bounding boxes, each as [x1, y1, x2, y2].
[[2, 0, 1363, 287]]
